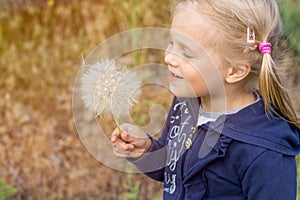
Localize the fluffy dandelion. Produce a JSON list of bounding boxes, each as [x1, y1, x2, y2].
[[81, 59, 141, 132]]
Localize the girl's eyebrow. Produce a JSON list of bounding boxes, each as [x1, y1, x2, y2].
[[169, 32, 185, 45]]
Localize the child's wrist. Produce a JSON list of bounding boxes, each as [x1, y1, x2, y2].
[[143, 136, 153, 153]]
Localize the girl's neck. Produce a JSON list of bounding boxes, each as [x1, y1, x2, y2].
[[200, 90, 256, 113]]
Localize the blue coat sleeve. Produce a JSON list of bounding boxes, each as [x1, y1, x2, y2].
[[129, 97, 178, 182], [129, 133, 168, 182], [242, 150, 297, 200]]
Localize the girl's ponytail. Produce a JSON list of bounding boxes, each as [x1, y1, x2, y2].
[[259, 48, 299, 127]]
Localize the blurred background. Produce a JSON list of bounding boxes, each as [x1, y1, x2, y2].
[[0, 0, 299, 199]]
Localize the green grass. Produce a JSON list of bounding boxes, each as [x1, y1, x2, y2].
[[0, 178, 17, 200]]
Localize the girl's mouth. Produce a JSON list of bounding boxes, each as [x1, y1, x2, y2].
[[168, 67, 184, 79]]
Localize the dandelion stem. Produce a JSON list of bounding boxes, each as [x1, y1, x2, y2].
[[113, 115, 121, 135]]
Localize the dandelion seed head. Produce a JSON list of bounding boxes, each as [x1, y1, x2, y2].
[[81, 59, 141, 118]]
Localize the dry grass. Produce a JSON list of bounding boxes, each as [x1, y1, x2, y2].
[[0, 0, 172, 199]]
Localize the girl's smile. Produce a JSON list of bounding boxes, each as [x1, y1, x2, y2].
[[168, 66, 184, 80]]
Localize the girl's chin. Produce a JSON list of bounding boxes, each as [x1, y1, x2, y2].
[[169, 83, 197, 98]]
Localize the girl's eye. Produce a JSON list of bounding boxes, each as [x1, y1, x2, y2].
[[183, 51, 193, 59], [182, 47, 194, 58]]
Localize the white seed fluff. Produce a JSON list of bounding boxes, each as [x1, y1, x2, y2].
[[81, 59, 141, 118]]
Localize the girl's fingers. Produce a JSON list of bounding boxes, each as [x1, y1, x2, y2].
[[111, 134, 135, 151], [119, 131, 134, 143], [111, 123, 150, 158], [112, 141, 135, 158], [113, 144, 145, 158], [111, 134, 118, 143], [111, 126, 125, 142], [111, 130, 132, 143], [113, 147, 129, 158]]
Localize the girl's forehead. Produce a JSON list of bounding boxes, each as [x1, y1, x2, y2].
[[171, 8, 212, 42], [172, 6, 205, 27]]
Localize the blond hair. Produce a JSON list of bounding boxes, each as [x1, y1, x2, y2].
[[176, 0, 300, 128]]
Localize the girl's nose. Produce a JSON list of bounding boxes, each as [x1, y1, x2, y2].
[[164, 51, 179, 68]]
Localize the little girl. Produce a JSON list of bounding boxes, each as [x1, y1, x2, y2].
[[111, 0, 300, 199]]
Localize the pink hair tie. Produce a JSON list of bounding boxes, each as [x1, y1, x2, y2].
[[259, 43, 272, 55]]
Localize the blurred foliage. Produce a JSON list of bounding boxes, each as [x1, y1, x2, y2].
[[279, 0, 300, 53], [0, 0, 171, 199], [102, 0, 173, 30], [124, 172, 140, 200], [101, 0, 174, 65], [279, 0, 300, 82], [0, 178, 17, 200]]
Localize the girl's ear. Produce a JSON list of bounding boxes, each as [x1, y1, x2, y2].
[[225, 64, 251, 84]]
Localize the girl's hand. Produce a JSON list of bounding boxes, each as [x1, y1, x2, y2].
[[111, 123, 152, 158]]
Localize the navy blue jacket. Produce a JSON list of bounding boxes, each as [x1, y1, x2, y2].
[[130, 97, 300, 199]]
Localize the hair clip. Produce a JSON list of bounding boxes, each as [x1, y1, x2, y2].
[[247, 27, 256, 44]]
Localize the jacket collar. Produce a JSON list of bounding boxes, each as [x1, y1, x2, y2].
[[203, 98, 300, 156]]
